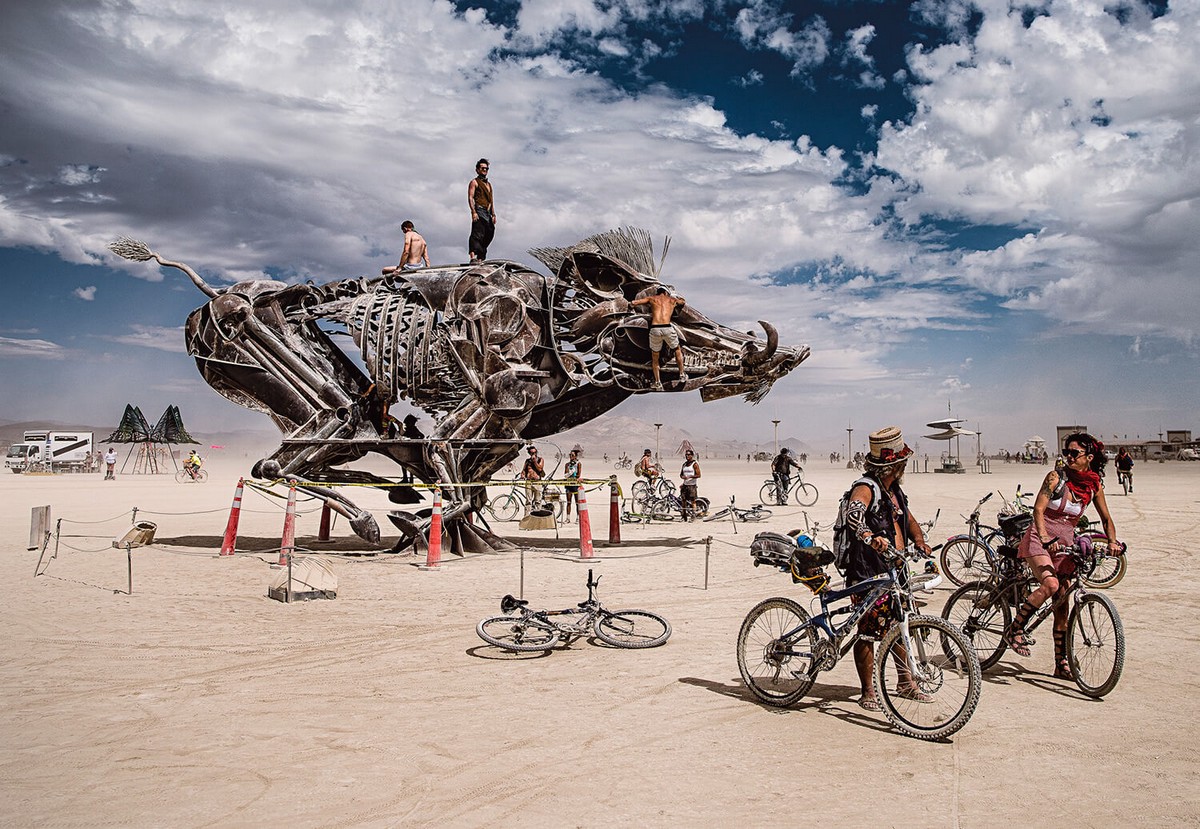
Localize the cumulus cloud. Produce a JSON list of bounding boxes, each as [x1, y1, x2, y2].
[[73, 285, 97, 300], [733, 1, 831, 77]]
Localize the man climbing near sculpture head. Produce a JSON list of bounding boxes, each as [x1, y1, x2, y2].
[[630, 287, 688, 391]]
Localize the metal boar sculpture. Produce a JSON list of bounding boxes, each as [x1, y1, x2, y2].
[[109, 228, 809, 553]]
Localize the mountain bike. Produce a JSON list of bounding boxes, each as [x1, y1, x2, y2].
[[630, 466, 675, 504], [175, 466, 208, 483], [760, 472, 819, 507], [702, 495, 772, 524], [940, 493, 1009, 586], [737, 541, 981, 741], [941, 536, 1125, 697], [485, 478, 564, 522], [476, 569, 671, 651]]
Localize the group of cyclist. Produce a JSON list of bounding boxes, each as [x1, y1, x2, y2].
[[635, 447, 703, 520], [838, 426, 1121, 710]]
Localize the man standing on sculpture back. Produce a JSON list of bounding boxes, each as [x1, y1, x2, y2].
[[467, 158, 496, 262]]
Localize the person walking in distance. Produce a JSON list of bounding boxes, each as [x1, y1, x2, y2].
[[382, 221, 430, 274], [679, 449, 701, 521], [467, 158, 496, 262], [630, 287, 688, 391], [521, 444, 545, 515], [104, 447, 117, 480]]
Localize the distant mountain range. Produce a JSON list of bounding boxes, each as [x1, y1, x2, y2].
[[1, 416, 812, 458]]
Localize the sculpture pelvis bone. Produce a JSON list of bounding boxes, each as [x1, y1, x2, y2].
[[109, 228, 809, 553]]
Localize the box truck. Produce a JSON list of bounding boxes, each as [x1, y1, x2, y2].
[[5, 430, 94, 473]]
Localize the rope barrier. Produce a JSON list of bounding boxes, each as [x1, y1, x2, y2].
[[58, 512, 134, 525]]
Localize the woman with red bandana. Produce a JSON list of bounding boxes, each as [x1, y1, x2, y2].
[[1006, 432, 1120, 678]]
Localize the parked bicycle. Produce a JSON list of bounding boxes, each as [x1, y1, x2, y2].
[[737, 538, 981, 741], [476, 569, 671, 651], [702, 495, 772, 524], [941, 491, 1125, 590], [941, 535, 1125, 697], [759, 474, 819, 507], [485, 478, 564, 522], [643, 491, 710, 521], [630, 465, 675, 504]]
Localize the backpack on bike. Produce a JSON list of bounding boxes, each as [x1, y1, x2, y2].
[[831, 476, 884, 576]]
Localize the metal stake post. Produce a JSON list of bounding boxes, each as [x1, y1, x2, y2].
[[704, 536, 711, 590], [126, 542, 133, 595]]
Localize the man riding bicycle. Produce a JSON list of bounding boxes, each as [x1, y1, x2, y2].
[[1114, 447, 1134, 493], [771, 447, 801, 505]]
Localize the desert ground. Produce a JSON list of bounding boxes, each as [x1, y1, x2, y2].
[[2, 450, 1198, 827]]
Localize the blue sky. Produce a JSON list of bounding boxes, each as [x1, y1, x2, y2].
[[0, 0, 1196, 452]]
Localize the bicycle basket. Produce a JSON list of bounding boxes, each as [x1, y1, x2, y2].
[[998, 512, 1032, 540], [789, 547, 834, 593]]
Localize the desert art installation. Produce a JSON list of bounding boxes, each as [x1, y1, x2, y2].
[[110, 228, 809, 552]]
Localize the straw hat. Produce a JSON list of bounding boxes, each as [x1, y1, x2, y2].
[[866, 426, 913, 467]]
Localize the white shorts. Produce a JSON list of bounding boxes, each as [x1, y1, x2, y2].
[[649, 325, 679, 352]]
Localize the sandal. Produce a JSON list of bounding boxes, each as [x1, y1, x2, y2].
[[1004, 627, 1033, 658], [896, 685, 934, 704], [857, 695, 883, 712], [1053, 660, 1073, 680], [1053, 631, 1071, 679]]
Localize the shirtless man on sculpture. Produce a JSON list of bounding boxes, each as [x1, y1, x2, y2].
[[382, 221, 430, 274], [631, 287, 688, 391]]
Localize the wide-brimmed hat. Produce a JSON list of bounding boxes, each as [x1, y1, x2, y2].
[[866, 426, 913, 467]]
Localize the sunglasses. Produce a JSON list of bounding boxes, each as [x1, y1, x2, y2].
[[1064, 447, 1089, 459]]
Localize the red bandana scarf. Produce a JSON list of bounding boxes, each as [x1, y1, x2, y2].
[[1064, 466, 1101, 505]]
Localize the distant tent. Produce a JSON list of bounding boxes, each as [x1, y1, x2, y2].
[[105, 404, 152, 443], [104, 403, 198, 474], [677, 439, 694, 456], [150, 405, 199, 445]]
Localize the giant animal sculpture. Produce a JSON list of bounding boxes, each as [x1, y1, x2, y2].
[[110, 228, 809, 553]]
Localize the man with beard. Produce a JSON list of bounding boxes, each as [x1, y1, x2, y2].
[[843, 426, 934, 712]]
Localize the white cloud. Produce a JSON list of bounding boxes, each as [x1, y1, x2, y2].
[[103, 325, 187, 353], [734, 2, 831, 77], [0, 336, 65, 359], [73, 285, 97, 301]]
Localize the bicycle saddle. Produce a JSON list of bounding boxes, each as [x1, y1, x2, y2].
[[500, 595, 529, 614]]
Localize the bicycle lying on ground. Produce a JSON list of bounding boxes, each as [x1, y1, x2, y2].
[[703, 495, 771, 525], [175, 466, 208, 483], [941, 535, 1125, 697], [759, 473, 819, 507], [641, 491, 710, 521], [737, 537, 982, 740], [476, 569, 672, 651]]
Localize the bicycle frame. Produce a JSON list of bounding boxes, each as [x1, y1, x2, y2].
[[774, 565, 927, 682]]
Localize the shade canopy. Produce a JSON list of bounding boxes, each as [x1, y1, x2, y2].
[[925, 426, 977, 440]]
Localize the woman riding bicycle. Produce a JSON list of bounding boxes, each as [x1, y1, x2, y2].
[[1007, 432, 1120, 678], [184, 449, 203, 479]]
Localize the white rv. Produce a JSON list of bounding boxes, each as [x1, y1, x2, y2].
[[5, 430, 94, 473]]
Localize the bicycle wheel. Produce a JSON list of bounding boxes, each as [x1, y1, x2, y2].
[[1079, 536, 1127, 588], [692, 496, 710, 518], [647, 497, 676, 521], [941, 580, 1010, 670], [792, 482, 818, 507], [476, 615, 560, 651], [1120, 472, 1130, 495], [630, 480, 651, 503], [736, 597, 819, 707], [594, 609, 672, 648], [759, 481, 781, 505], [1067, 592, 1124, 697], [875, 615, 982, 741], [940, 538, 996, 587], [195, 469, 208, 482], [743, 506, 772, 522], [488, 494, 521, 522]]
